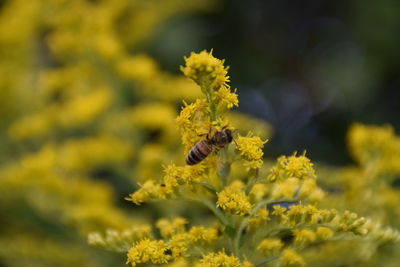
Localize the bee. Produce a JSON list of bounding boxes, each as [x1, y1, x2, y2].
[[186, 126, 233, 165]]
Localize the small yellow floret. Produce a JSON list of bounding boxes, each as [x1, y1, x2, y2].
[[156, 217, 188, 238], [213, 86, 239, 109], [125, 180, 157, 205], [316, 227, 334, 240], [257, 238, 283, 255], [279, 249, 305, 266], [216, 186, 252, 216], [126, 239, 170, 266], [236, 132, 268, 170], [195, 251, 244, 267], [268, 152, 316, 182], [188, 226, 219, 243], [293, 228, 316, 245], [181, 50, 229, 92]]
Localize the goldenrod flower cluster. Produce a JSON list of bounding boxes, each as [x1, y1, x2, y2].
[[88, 226, 152, 253], [217, 185, 253, 216], [0, 1, 222, 266], [1, 0, 397, 262], [94, 217, 220, 266], [236, 132, 268, 169], [268, 152, 316, 182], [92, 51, 400, 267], [280, 249, 305, 266], [195, 251, 253, 267], [180, 50, 230, 93], [127, 239, 171, 266], [311, 123, 400, 266]]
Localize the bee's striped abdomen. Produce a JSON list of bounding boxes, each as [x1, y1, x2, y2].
[[186, 140, 212, 165]]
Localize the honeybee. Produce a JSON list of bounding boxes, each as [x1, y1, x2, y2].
[[186, 126, 233, 165]]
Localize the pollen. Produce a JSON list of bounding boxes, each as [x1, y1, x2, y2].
[[126, 239, 171, 266], [216, 186, 252, 216], [180, 50, 230, 93], [235, 132, 268, 170], [268, 152, 316, 182], [257, 238, 284, 255], [279, 249, 305, 266]]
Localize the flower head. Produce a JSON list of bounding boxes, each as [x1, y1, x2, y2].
[[126, 239, 170, 266], [268, 152, 316, 182], [216, 185, 252, 216], [257, 238, 283, 255], [195, 251, 248, 267], [181, 50, 229, 93], [279, 249, 305, 266], [293, 228, 316, 245], [213, 85, 238, 110], [235, 132, 268, 170]]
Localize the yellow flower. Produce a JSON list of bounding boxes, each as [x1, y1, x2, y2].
[[125, 180, 157, 205], [163, 164, 205, 186], [88, 225, 152, 252], [297, 179, 325, 203], [180, 50, 229, 93], [164, 259, 189, 267], [257, 238, 283, 255], [156, 217, 188, 238], [347, 123, 400, 173], [271, 205, 287, 216], [176, 99, 209, 129], [316, 227, 334, 240], [213, 85, 239, 110], [195, 251, 243, 267], [187, 226, 219, 243], [57, 88, 113, 128], [271, 178, 300, 200], [176, 99, 210, 152], [168, 233, 190, 259], [249, 183, 269, 203], [235, 132, 268, 169], [58, 135, 132, 172], [248, 209, 270, 230], [279, 249, 305, 266], [268, 152, 316, 182], [126, 239, 170, 266], [242, 261, 254, 267], [216, 186, 252, 216], [284, 205, 305, 226], [292, 228, 316, 245], [128, 102, 177, 132]]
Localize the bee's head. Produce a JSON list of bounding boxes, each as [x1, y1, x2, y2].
[[224, 129, 233, 143]]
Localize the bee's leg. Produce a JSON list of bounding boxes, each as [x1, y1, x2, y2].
[[232, 136, 238, 146], [206, 126, 212, 140]]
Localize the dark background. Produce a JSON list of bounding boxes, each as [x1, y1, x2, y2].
[[147, 0, 400, 165]]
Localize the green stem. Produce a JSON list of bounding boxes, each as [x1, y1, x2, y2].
[[217, 147, 230, 187], [233, 217, 248, 259], [205, 91, 217, 121], [182, 196, 228, 226], [264, 226, 293, 236], [233, 199, 273, 259], [192, 181, 218, 194], [255, 255, 279, 266], [245, 168, 260, 194]]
